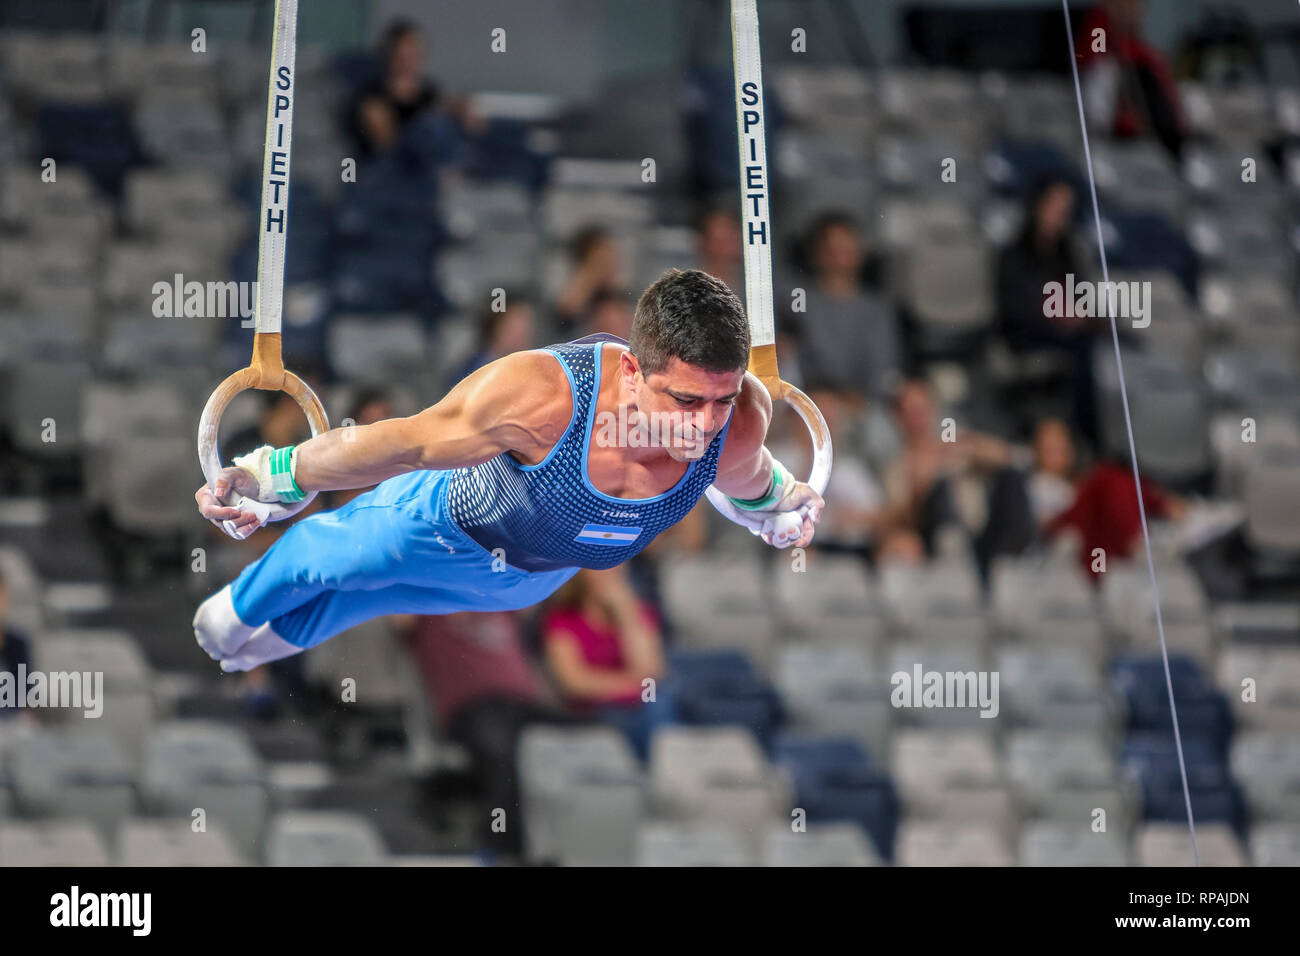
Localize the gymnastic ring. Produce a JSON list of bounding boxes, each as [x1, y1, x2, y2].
[[704, 373, 833, 533], [197, 364, 330, 494]]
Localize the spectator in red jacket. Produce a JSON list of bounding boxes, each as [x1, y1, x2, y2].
[[1076, 0, 1187, 157], [1047, 457, 1187, 580]]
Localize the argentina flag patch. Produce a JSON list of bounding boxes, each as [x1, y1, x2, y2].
[[574, 523, 642, 546]]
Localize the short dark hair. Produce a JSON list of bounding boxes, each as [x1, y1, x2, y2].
[[630, 269, 749, 376], [570, 224, 611, 263], [806, 211, 860, 251], [381, 18, 420, 61]]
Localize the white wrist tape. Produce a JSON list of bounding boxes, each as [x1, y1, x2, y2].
[[232, 445, 302, 504]]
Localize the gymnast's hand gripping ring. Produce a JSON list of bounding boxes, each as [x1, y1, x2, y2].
[[705, 370, 833, 548]]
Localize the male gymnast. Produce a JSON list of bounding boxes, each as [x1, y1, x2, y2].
[[193, 269, 824, 672]]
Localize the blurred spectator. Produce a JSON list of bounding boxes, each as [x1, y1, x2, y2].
[[454, 293, 537, 382], [397, 610, 580, 861], [553, 225, 624, 335], [1028, 417, 1079, 527], [347, 19, 484, 161], [581, 289, 635, 342], [0, 570, 34, 724], [1047, 455, 1187, 581], [1077, 0, 1186, 158], [881, 380, 1034, 571], [785, 213, 903, 402], [694, 203, 744, 295], [541, 567, 669, 760], [996, 176, 1099, 444]]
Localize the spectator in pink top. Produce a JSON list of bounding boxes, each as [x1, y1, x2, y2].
[[541, 567, 670, 758]]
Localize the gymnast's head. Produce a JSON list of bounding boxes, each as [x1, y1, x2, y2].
[[620, 268, 750, 461]]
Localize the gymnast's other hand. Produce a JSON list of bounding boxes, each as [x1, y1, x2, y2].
[[194, 466, 307, 538], [760, 479, 824, 549]]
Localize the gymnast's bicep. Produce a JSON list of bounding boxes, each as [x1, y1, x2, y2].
[[404, 350, 571, 471]]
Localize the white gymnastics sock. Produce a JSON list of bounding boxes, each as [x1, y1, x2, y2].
[[218, 623, 304, 673], [193, 584, 258, 660]]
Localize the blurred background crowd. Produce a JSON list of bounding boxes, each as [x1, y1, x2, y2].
[[1, 0, 1299, 866]]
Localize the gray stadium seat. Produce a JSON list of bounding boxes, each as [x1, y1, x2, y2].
[[660, 556, 774, 660], [769, 553, 881, 641], [634, 822, 754, 866], [1250, 823, 1300, 866], [518, 725, 642, 865], [1, 32, 104, 102], [648, 726, 785, 831], [12, 729, 135, 839], [895, 821, 1013, 866], [103, 436, 200, 535], [1091, 142, 1185, 221], [880, 560, 982, 633], [775, 644, 890, 760], [761, 822, 880, 866], [142, 721, 268, 857], [900, 238, 995, 348], [1018, 822, 1129, 866], [326, 313, 427, 382], [266, 811, 388, 866], [36, 630, 154, 761], [7, 358, 88, 458], [996, 646, 1116, 731], [136, 89, 231, 174], [0, 165, 110, 242], [1244, 442, 1300, 555], [1136, 823, 1245, 867], [116, 818, 244, 866], [891, 730, 1006, 824], [0, 820, 110, 866], [1217, 645, 1300, 733], [1230, 731, 1300, 822]]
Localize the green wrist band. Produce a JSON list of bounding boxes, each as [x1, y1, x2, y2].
[[270, 445, 306, 503], [727, 466, 784, 511]]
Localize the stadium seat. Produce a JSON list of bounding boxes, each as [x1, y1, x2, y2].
[[116, 819, 244, 866], [895, 821, 1013, 866], [774, 645, 890, 760], [761, 822, 880, 866], [142, 721, 269, 857], [1230, 730, 1300, 822], [772, 734, 898, 861], [1136, 822, 1246, 866], [633, 822, 754, 866], [1243, 442, 1300, 555], [517, 725, 641, 865], [1018, 821, 1130, 866], [649, 726, 786, 832], [0, 820, 110, 866], [265, 811, 389, 866], [1249, 823, 1300, 866], [12, 730, 135, 839]]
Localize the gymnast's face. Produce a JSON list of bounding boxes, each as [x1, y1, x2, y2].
[[620, 351, 744, 461]]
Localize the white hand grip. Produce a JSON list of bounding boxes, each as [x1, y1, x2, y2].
[[707, 379, 833, 547]]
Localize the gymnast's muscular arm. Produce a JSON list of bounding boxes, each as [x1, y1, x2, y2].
[[709, 372, 824, 548], [195, 351, 570, 533]]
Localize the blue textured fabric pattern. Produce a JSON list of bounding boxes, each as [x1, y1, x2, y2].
[[446, 335, 735, 571]]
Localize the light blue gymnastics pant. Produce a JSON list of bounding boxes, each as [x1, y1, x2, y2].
[[223, 469, 578, 648]]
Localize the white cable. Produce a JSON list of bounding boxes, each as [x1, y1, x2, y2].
[[1062, 0, 1199, 866]]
